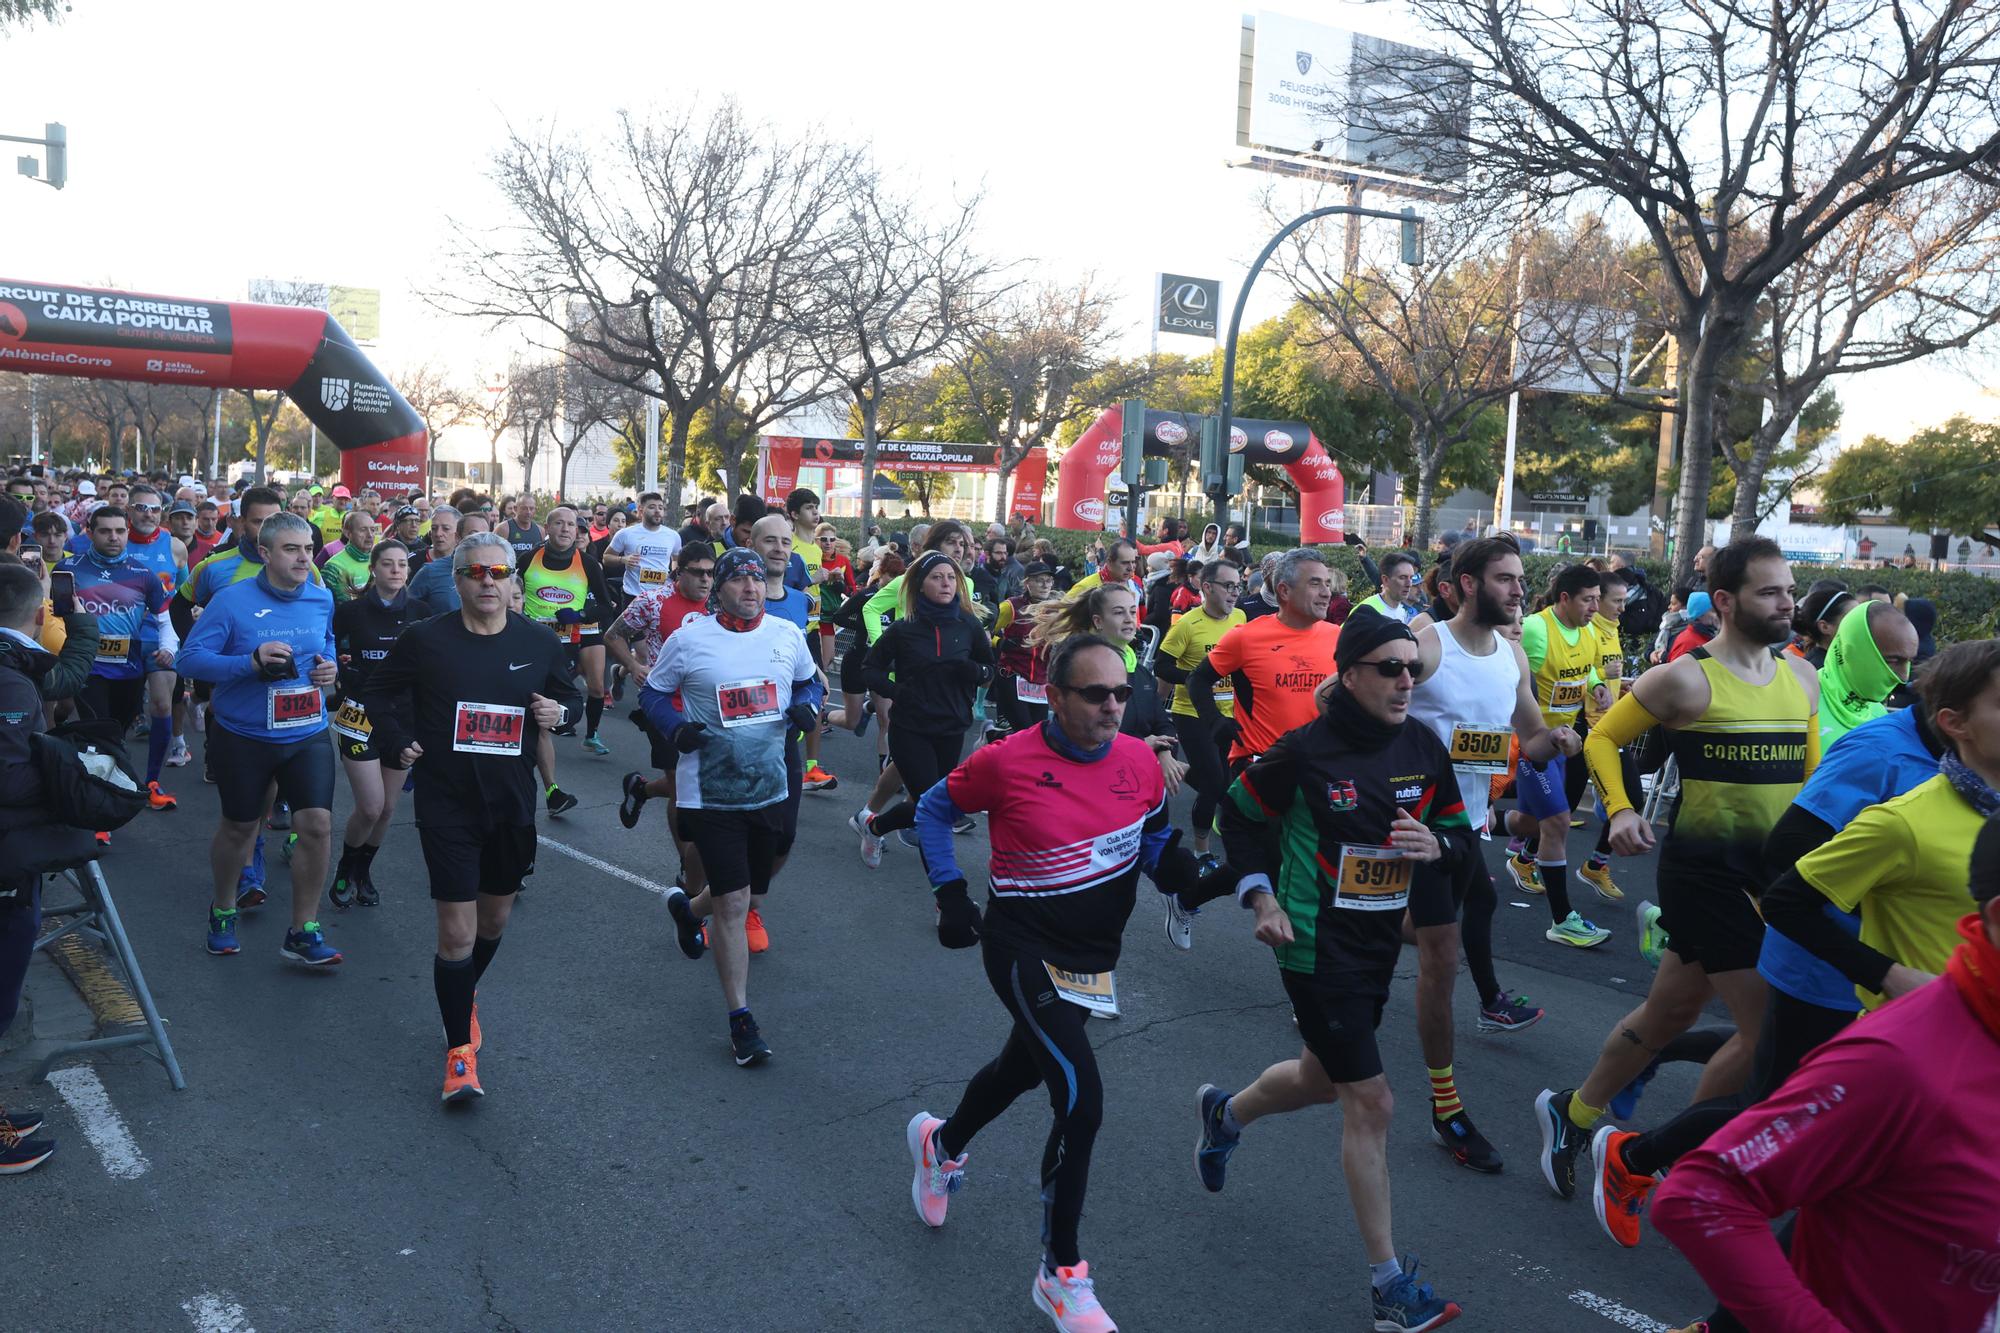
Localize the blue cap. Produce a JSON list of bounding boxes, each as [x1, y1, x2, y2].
[[1687, 591, 1713, 620]]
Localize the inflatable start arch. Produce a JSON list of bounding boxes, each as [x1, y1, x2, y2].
[[0, 278, 426, 493]]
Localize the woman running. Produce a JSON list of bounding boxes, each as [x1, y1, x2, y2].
[[1033, 584, 1185, 790]]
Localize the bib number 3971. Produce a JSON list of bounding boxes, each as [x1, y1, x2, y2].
[[1334, 844, 1413, 912], [454, 701, 526, 755], [717, 678, 779, 728], [1043, 963, 1119, 1016]]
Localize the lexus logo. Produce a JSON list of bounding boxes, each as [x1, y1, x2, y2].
[[1168, 283, 1209, 316]]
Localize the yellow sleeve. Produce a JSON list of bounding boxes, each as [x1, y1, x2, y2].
[[1159, 612, 1192, 665], [1803, 710, 1821, 780], [1583, 690, 1660, 818], [993, 599, 1015, 644], [1799, 802, 1910, 913]]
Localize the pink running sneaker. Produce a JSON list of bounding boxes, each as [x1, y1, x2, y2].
[[1033, 1260, 1117, 1332], [905, 1111, 966, 1227]]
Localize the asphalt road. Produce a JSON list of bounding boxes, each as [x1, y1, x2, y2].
[[7, 715, 1719, 1333]]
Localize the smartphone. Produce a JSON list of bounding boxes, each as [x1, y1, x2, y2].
[[49, 569, 74, 617], [18, 543, 40, 567]]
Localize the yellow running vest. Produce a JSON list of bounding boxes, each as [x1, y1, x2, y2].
[[1530, 607, 1602, 729], [1665, 651, 1811, 891]]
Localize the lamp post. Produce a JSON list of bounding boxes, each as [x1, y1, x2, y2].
[[1214, 204, 1423, 535]]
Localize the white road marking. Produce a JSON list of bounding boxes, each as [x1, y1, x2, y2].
[[182, 1292, 255, 1333], [45, 1065, 148, 1179], [1568, 1289, 1672, 1331], [540, 837, 671, 899]]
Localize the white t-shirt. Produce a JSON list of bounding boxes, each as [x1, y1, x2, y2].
[[646, 613, 815, 811], [608, 522, 683, 597]]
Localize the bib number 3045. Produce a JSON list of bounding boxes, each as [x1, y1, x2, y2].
[[1334, 844, 1413, 912]]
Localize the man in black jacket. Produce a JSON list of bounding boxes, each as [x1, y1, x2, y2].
[[0, 561, 59, 1173]]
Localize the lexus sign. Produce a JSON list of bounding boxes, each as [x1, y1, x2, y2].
[[1156, 273, 1221, 339]]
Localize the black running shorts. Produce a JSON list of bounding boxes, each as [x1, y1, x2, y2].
[[1280, 967, 1392, 1085], [419, 821, 538, 903], [1658, 875, 1765, 975], [677, 802, 789, 896], [1408, 852, 1479, 931], [209, 725, 335, 823]]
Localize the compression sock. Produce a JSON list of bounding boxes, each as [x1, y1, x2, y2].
[[1219, 1095, 1244, 1137], [1539, 858, 1573, 920], [1369, 1257, 1404, 1294], [356, 842, 382, 876], [585, 694, 605, 736], [1593, 820, 1613, 859], [434, 953, 477, 1049], [470, 933, 502, 983], [1566, 1093, 1607, 1132], [1428, 1065, 1462, 1118], [146, 716, 172, 784], [337, 843, 365, 878]]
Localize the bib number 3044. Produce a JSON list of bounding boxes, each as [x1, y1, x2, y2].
[[454, 701, 526, 755], [1334, 844, 1413, 912]]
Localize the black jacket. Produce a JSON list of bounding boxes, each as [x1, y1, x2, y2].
[[1120, 657, 1174, 744], [0, 634, 49, 897], [863, 607, 995, 735]]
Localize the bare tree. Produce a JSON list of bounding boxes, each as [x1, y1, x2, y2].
[[440, 101, 868, 511], [70, 376, 133, 472], [546, 355, 629, 499], [953, 278, 1145, 523], [458, 366, 530, 494], [235, 389, 287, 484], [392, 361, 463, 493], [1383, 0, 2000, 582], [815, 174, 1007, 527]]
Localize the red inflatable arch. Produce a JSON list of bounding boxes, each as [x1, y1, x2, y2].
[[1052, 404, 1345, 540], [0, 278, 427, 493]]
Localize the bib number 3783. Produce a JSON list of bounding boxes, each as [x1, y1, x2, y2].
[[454, 701, 526, 755], [1334, 844, 1413, 912]]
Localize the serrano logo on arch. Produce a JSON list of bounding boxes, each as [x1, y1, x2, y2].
[[1073, 497, 1105, 524]]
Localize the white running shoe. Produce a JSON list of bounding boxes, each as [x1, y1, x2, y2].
[[1163, 892, 1197, 951], [165, 738, 193, 768], [849, 809, 884, 870], [905, 1111, 965, 1228], [1033, 1260, 1117, 1333]]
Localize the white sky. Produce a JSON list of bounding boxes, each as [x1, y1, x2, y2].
[[6, 0, 1992, 447]]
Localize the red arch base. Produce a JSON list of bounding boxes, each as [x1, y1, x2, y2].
[[1052, 405, 1344, 539]]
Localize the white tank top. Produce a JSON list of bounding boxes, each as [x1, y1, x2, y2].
[[1406, 620, 1521, 830]]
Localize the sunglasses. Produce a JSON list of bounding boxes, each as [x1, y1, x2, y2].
[[1056, 683, 1134, 704], [1353, 658, 1418, 679], [129, 503, 163, 513], [455, 563, 513, 583]]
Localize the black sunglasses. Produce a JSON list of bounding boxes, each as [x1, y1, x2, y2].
[[1056, 682, 1134, 704], [1353, 657, 1418, 679]]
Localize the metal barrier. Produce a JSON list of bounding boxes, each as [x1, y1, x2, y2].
[[33, 860, 185, 1091]]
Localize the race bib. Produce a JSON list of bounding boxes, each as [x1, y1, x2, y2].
[[332, 699, 372, 742], [267, 683, 324, 731], [1015, 679, 1048, 704], [1043, 963, 1119, 1017], [716, 678, 780, 728], [1212, 689, 1234, 704], [454, 701, 525, 755], [638, 566, 668, 586], [1448, 725, 1511, 773], [1333, 843, 1413, 912], [1549, 677, 1586, 713], [95, 635, 131, 664]]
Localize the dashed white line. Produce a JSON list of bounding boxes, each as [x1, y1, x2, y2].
[[1568, 1289, 1672, 1331], [45, 1065, 148, 1179], [182, 1292, 256, 1333], [540, 836, 671, 899]]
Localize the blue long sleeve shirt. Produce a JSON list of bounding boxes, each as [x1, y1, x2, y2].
[[177, 573, 338, 742]]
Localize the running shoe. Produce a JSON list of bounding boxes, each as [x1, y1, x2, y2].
[[729, 1013, 772, 1067], [545, 786, 578, 816], [1476, 990, 1544, 1033], [277, 831, 298, 866], [897, 828, 921, 849], [1636, 898, 1668, 968], [1534, 1087, 1586, 1200], [1591, 1125, 1655, 1248], [1194, 1083, 1238, 1192], [1032, 1260, 1117, 1333], [329, 870, 357, 911], [666, 888, 707, 960], [441, 1044, 482, 1103], [1371, 1256, 1461, 1331], [145, 780, 176, 811], [93, 830, 109, 847], [905, 1111, 966, 1228], [205, 906, 240, 956], [0, 1124, 55, 1175], [267, 801, 291, 832], [618, 772, 650, 829], [582, 733, 610, 756], [470, 997, 482, 1053], [280, 922, 342, 967], [354, 868, 380, 908], [234, 834, 267, 909], [953, 814, 976, 835], [1546, 911, 1611, 949], [1163, 892, 1198, 951], [745, 907, 770, 954], [1608, 1056, 1662, 1121], [166, 737, 192, 768], [1432, 1107, 1502, 1173], [1579, 859, 1624, 902], [849, 809, 883, 870], [0, 1106, 45, 1136], [802, 763, 837, 792], [1503, 853, 1544, 895]]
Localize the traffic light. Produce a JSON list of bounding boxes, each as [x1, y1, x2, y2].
[[43, 123, 65, 190], [1400, 206, 1422, 266]]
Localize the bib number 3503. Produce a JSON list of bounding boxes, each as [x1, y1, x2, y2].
[[1334, 844, 1413, 912], [1447, 725, 1510, 773]]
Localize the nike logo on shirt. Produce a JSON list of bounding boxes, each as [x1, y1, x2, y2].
[[508, 662, 532, 671]]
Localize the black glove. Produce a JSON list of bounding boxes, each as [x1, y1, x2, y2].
[[1211, 718, 1241, 751], [1150, 827, 1201, 899], [673, 721, 711, 754], [944, 657, 985, 685], [935, 879, 982, 949], [784, 702, 818, 734]]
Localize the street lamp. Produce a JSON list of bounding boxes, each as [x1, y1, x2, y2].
[[6, 122, 66, 189]]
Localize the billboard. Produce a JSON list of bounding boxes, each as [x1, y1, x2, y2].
[[247, 279, 382, 343], [1156, 274, 1221, 339], [1242, 9, 1469, 184], [1516, 302, 1634, 396]]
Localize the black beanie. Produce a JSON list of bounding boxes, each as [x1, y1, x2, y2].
[[1335, 605, 1417, 674]]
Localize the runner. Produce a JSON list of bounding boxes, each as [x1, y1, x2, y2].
[[777, 496, 836, 791], [1404, 538, 1576, 1173], [1355, 550, 1429, 627], [120, 484, 191, 791], [988, 560, 1060, 737], [327, 540, 432, 910], [501, 494, 542, 565], [520, 504, 616, 757], [1538, 535, 1819, 1200], [1066, 538, 1140, 604], [1503, 564, 1616, 947], [641, 546, 820, 1064], [1151, 558, 1244, 863], [175, 513, 341, 967], [361, 532, 579, 1103], [322, 510, 377, 601], [901, 632, 1191, 1333], [1194, 608, 1469, 1331], [603, 491, 682, 603]]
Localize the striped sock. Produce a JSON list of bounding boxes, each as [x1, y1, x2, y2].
[[1428, 1064, 1462, 1118]]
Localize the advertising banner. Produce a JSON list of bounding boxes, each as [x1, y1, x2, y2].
[[1008, 449, 1047, 521], [757, 435, 1048, 516], [1156, 274, 1221, 339]]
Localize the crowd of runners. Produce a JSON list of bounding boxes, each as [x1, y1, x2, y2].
[[2, 467, 1997, 1333]]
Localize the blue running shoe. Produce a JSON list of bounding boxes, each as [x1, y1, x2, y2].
[[1609, 1056, 1663, 1121], [1194, 1083, 1239, 1193], [205, 906, 240, 956], [896, 828, 920, 850], [234, 835, 267, 910], [1371, 1255, 1461, 1331], [280, 922, 342, 967]]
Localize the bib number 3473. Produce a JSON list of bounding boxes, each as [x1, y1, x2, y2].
[[1334, 844, 1413, 912]]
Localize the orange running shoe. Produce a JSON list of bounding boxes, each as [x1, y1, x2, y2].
[[441, 1044, 483, 1103], [746, 907, 770, 954], [1592, 1125, 1656, 1248], [470, 996, 482, 1053], [146, 781, 177, 811]]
